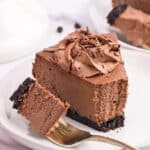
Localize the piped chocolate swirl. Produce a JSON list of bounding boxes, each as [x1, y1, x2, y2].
[[45, 28, 122, 78]]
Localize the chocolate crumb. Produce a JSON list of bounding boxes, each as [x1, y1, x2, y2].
[[74, 22, 81, 29], [67, 109, 124, 132], [57, 26, 63, 33], [107, 4, 128, 25]]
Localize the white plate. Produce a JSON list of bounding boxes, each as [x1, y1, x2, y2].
[[89, 0, 150, 53], [0, 49, 150, 150]]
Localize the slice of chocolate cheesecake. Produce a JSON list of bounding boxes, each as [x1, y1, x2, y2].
[[10, 78, 69, 135], [112, 0, 150, 14], [33, 29, 128, 131], [107, 4, 150, 48]]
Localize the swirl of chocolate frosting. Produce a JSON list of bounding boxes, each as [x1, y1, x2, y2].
[[45, 28, 122, 78]]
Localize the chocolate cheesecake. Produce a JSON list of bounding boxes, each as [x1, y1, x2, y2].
[[112, 0, 150, 14], [107, 4, 150, 48], [10, 78, 69, 135], [33, 29, 128, 131]]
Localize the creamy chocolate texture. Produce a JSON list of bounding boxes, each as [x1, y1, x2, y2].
[[45, 28, 122, 78], [10, 78, 69, 135], [112, 0, 150, 14], [33, 29, 128, 131], [108, 5, 150, 47]]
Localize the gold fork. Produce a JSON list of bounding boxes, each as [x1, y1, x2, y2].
[[46, 118, 138, 150]]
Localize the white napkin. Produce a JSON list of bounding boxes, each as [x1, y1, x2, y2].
[[0, 0, 50, 63], [0, 0, 95, 63], [37, 0, 92, 26], [36, 0, 95, 44]]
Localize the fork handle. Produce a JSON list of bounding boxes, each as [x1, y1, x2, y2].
[[89, 135, 138, 150]]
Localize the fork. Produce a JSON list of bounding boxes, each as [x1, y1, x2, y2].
[[46, 118, 138, 150]]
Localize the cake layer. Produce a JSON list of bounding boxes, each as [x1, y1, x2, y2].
[[107, 4, 150, 47], [112, 0, 150, 14], [10, 78, 69, 135], [32, 29, 128, 131]]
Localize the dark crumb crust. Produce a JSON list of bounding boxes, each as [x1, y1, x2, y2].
[[67, 109, 124, 132], [10, 77, 35, 109], [107, 4, 128, 25]]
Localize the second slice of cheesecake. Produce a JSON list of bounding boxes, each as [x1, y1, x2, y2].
[[107, 4, 150, 48]]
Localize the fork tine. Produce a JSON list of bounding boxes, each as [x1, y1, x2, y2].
[[46, 118, 137, 150], [46, 119, 91, 146]]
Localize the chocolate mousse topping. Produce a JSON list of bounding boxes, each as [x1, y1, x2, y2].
[[107, 4, 128, 25], [10, 78, 34, 109], [45, 28, 122, 78]]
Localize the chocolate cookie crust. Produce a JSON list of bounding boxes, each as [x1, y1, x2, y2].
[[107, 4, 128, 25], [10, 78, 34, 109]]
